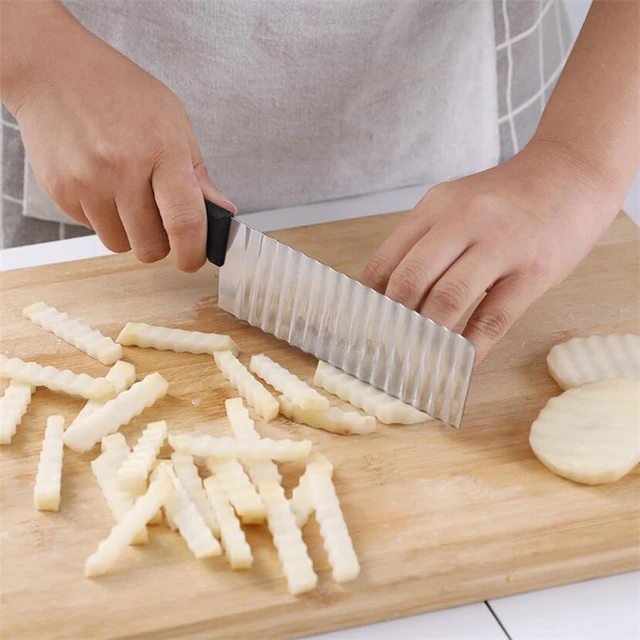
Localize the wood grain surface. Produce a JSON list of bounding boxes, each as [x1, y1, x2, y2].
[[1, 212, 638, 640]]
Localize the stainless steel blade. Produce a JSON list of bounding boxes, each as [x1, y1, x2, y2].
[[218, 218, 476, 427]]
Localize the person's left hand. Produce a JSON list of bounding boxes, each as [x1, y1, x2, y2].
[[362, 139, 618, 362]]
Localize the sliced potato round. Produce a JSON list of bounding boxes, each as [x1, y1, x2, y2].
[[547, 333, 640, 390], [529, 379, 640, 485]]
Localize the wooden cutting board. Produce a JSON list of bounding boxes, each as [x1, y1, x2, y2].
[[1, 212, 638, 640]]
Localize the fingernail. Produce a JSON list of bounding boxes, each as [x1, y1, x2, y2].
[[218, 196, 237, 214]]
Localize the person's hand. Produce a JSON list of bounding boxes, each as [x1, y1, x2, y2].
[[362, 139, 618, 361], [6, 2, 235, 272]]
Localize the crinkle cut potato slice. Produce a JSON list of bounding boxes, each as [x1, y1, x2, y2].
[[529, 379, 640, 485], [547, 333, 640, 389]]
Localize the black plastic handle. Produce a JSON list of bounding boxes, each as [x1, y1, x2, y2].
[[205, 199, 233, 267]]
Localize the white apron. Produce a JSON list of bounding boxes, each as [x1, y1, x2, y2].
[[22, 0, 500, 222]]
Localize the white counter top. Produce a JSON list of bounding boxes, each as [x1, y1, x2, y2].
[[2, 186, 638, 640]]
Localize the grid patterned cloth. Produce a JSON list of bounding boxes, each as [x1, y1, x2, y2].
[[1, 0, 571, 249]]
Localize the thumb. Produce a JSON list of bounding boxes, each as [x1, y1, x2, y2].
[[193, 160, 238, 215], [185, 116, 238, 214]]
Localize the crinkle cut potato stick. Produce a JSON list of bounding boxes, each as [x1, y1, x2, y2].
[[91, 434, 148, 545], [101, 433, 161, 532], [225, 398, 281, 485], [278, 396, 376, 436], [163, 506, 178, 531], [171, 453, 219, 535], [259, 482, 318, 595], [153, 462, 221, 559], [23, 301, 123, 365], [0, 381, 33, 445], [63, 372, 169, 452], [249, 354, 329, 412], [529, 379, 640, 485], [290, 453, 334, 528], [116, 421, 167, 494], [0, 354, 115, 401], [207, 457, 266, 525], [213, 351, 279, 421], [101, 432, 131, 457], [74, 361, 136, 425], [203, 477, 253, 569], [308, 465, 360, 583], [85, 469, 174, 577], [148, 502, 164, 525], [547, 333, 640, 390], [169, 434, 312, 462], [34, 416, 65, 512], [314, 361, 429, 425], [117, 322, 239, 356]]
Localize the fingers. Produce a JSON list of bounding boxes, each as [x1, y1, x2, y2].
[[151, 149, 207, 273], [74, 130, 227, 272], [116, 181, 170, 264], [383, 224, 470, 310], [80, 196, 130, 253], [42, 178, 92, 229], [362, 210, 434, 293], [57, 200, 92, 229], [463, 273, 542, 362], [419, 246, 504, 329]]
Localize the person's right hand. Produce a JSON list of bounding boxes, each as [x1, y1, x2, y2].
[[3, 1, 235, 272]]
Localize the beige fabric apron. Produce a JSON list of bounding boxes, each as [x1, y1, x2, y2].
[[22, 0, 500, 223]]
